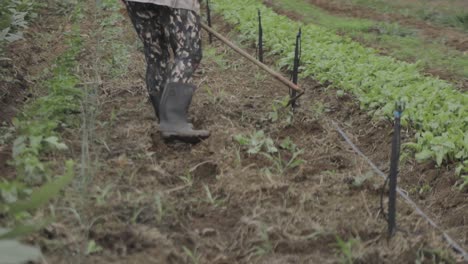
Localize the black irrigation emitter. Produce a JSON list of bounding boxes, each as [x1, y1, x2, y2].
[[206, 0, 213, 44], [257, 9, 264, 63], [379, 102, 405, 238], [290, 28, 302, 109]]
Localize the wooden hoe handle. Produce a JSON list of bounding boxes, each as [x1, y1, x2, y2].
[[201, 22, 304, 94]]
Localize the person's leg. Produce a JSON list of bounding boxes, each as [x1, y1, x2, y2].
[[158, 8, 209, 143], [124, 1, 169, 119], [164, 8, 203, 84]]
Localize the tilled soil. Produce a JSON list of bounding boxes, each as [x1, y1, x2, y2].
[[305, 0, 468, 52], [2, 2, 466, 264]]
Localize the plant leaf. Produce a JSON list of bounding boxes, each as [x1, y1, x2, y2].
[[0, 239, 42, 264], [9, 160, 74, 214]]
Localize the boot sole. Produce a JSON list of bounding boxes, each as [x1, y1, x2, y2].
[[161, 132, 210, 144]]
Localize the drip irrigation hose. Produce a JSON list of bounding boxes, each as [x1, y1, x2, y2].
[[333, 121, 468, 260]]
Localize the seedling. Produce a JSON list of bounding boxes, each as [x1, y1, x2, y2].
[[94, 184, 114, 206], [203, 185, 225, 208], [335, 236, 360, 264], [262, 137, 304, 174], [351, 171, 374, 188], [234, 130, 278, 155], [253, 224, 273, 256], [183, 246, 201, 264], [154, 192, 170, 224], [178, 173, 194, 188], [86, 240, 103, 255], [267, 96, 293, 124]]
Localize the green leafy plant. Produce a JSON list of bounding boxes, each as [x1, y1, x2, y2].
[[0, 161, 75, 263], [267, 96, 293, 124], [10, 22, 83, 184], [0, 0, 39, 45], [261, 137, 304, 175], [234, 130, 278, 155], [235, 132, 304, 175]]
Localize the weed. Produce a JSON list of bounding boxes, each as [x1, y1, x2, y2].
[[183, 246, 201, 264], [203, 46, 228, 69], [94, 184, 114, 206], [335, 236, 360, 264], [253, 224, 273, 256], [351, 171, 374, 188], [203, 185, 225, 208], [85, 239, 103, 255], [309, 101, 327, 119], [178, 172, 194, 187], [418, 184, 432, 196], [204, 85, 225, 105], [154, 192, 170, 223], [253, 71, 267, 87], [416, 247, 455, 264], [266, 96, 293, 124]]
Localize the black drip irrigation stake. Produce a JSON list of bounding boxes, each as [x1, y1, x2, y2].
[[257, 9, 264, 63], [388, 103, 403, 237], [332, 121, 468, 260], [206, 0, 213, 44], [290, 28, 302, 109]]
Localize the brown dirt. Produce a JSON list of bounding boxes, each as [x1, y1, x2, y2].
[[2, 2, 466, 264], [304, 0, 468, 52]]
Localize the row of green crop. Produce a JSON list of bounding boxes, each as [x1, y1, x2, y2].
[[1, 1, 84, 260], [1, 1, 83, 221], [0, 1, 85, 261], [211, 0, 468, 183]]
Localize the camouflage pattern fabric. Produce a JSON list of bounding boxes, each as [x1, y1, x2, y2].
[[124, 1, 202, 98]]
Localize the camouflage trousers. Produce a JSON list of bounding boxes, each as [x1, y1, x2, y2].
[[124, 1, 202, 97]]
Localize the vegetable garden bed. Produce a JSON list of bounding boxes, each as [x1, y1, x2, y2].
[[212, 0, 468, 185]]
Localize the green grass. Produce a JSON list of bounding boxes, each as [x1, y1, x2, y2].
[[272, 0, 375, 32], [273, 0, 468, 81], [348, 0, 468, 31]]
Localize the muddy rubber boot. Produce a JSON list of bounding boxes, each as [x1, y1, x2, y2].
[[150, 92, 193, 128], [159, 83, 210, 143]]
